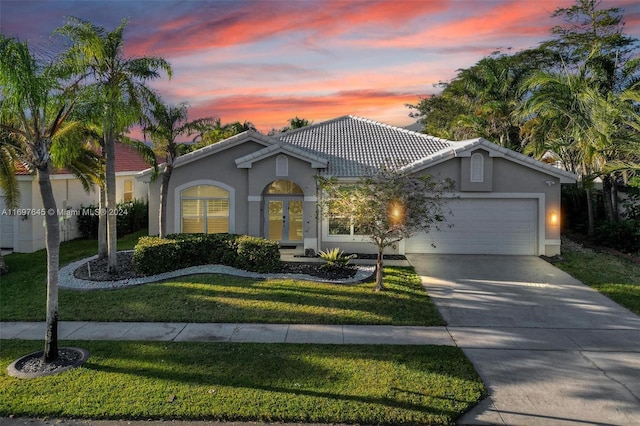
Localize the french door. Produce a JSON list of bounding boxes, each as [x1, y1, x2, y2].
[[266, 197, 303, 242]]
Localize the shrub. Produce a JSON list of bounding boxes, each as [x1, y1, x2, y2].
[[133, 233, 281, 275], [594, 220, 640, 254], [621, 186, 640, 221], [116, 199, 148, 236], [76, 205, 99, 239], [132, 237, 179, 275], [236, 235, 281, 273], [319, 247, 356, 269], [77, 199, 148, 239]]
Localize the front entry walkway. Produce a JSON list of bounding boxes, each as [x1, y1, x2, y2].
[[407, 254, 640, 426]]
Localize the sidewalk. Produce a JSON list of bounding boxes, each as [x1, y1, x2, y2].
[[0, 321, 454, 346]]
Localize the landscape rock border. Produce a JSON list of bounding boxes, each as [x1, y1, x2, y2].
[[59, 251, 376, 290], [7, 347, 90, 379]]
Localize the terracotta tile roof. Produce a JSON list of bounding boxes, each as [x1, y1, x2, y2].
[[274, 115, 453, 176], [14, 142, 152, 176], [114, 142, 154, 173]]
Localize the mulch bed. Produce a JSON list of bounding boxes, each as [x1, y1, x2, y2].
[[7, 347, 90, 379], [74, 251, 359, 282]]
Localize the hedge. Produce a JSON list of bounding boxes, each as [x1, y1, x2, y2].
[[77, 199, 148, 239], [133, 233, 281, 275]]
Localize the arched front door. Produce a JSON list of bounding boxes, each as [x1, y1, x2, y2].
[[264, 180, 304, 243]]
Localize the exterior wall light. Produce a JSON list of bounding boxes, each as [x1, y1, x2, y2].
[[389, 201, 404, 226], [549, 211, 559, 226]]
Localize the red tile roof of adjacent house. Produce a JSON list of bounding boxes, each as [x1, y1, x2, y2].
[[113, 142, 154, 173], [14, 142, 153, 176]]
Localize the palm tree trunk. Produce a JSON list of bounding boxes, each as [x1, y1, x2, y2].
[[159, 165, 172, 238], [105, 130, 118, 273], [602, 174, 615, 223], [98, 185, 107, 259], [586, 187, 595, 237], [37, 168, 60, 363], [611, 179, 619, 221], [374, 247, 385, 292]]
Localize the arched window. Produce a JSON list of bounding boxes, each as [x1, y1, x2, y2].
[[265, 180, 303, 194], [181, 185, 229, 233], [276, 155, 288, 177], [470, 153, 484, 183]]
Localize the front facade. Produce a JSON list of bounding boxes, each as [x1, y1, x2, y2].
[[139, 116, 577, 256]]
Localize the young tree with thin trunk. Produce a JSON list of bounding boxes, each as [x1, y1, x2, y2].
[[317, 169, 454, 291]]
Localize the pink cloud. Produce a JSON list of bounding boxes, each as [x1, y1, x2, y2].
[[187, 89, 425, 132], [361, 0, 574, 50], [126, 0, 450, 57]]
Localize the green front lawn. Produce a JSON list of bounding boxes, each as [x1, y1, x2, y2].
[[0, 340, 485, 425], [0, 233, 444, 325], [58, 267, 442, 324], [554, 246, 640, 315]]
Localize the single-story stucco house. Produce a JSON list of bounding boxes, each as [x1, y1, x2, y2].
[[0, 142, 151, 253], [137, 115, 577, 256]]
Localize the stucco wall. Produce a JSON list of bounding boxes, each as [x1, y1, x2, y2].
[[159, 141, 265, 236]]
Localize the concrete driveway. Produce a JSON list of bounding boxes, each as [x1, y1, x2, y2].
[[406, 254, 640, 426]]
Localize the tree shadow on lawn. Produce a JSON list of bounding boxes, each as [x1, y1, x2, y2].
[[78, 341, 477, 421], [60, 273, 441, 325]]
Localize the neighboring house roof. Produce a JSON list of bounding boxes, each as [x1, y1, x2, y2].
[[275, 115, 452, 176], [14, 142, 152, 177], [114, 142, 154, 173]]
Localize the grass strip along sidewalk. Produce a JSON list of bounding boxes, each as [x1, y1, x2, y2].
[[1, 340, 485, 425]]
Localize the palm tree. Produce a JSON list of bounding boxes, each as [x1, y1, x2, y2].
[[71, 89, 158, 258], [59, 17, 171, 272], [0, 34, 98, 362], [518, 59, 640, 235], [194, 118, 242, 148], [143, 101, 213, 237], [519, 66, 599, 234], [454, 53, 540, 150]]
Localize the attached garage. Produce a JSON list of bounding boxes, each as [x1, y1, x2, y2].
[[405, 198, 538, 255]]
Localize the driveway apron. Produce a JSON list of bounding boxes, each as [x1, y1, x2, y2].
[[407, 254, 640, 426]]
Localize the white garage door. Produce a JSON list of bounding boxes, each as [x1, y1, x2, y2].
[[0, 196, 14, 249], [405, 198, 538, 255]]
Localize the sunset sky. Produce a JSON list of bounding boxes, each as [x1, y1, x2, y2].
[[2, 0, 640, 133]]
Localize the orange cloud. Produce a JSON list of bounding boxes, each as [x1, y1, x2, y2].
[[188, 90, 424, 132]]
